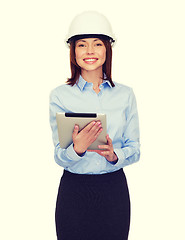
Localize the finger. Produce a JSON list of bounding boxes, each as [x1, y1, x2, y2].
[[72, 124, 79, 138], [93, 126, 103, 139], [83, 120, 97, 132], [99, 150, 110, 156], [98, 145, 110, 150], [88, 121, 102, 134]]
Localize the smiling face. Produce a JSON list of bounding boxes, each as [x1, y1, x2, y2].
[[75, 38, 106, 73]]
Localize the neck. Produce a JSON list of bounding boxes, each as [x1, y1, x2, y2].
[[81, 68, 103, 87]]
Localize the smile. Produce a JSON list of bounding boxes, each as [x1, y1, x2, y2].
[[83, 58, 98, 64]]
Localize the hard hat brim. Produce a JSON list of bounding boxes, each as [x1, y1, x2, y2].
[[66, 34, 115, 45]]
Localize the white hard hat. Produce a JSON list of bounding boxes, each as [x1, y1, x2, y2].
[[65, 11, 116, 47]]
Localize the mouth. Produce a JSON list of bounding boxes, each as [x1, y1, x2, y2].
[[83, 58, 98, 64]]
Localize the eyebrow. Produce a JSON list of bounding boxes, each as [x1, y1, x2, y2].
[[76, 39, 100, 43]]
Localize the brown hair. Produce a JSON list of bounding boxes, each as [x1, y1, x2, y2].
[[66, 38, 115, 87]]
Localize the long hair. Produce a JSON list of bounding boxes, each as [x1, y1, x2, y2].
[[66, 38, 115, 87]]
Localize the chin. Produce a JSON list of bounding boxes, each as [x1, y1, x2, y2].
[[82, 66, 102, 72], [80, 63, 104, 72]]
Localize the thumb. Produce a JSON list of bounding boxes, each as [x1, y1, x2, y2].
[[72, 124, 79, 138]]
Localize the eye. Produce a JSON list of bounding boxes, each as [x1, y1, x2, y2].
[[78, 44, 86, 47], [95, 43, 103, 46]]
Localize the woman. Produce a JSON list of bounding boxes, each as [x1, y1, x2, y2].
[[49, 11, 140, 240]]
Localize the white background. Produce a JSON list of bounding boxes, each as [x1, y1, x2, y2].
[[1, 0, 185, 239]]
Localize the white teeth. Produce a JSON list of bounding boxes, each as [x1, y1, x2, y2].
[[84, 59, 97, 62]]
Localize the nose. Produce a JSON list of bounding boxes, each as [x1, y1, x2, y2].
[[86, 44, 95, 54]]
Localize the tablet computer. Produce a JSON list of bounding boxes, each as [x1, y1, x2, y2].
[[56, 112, 107, 150]]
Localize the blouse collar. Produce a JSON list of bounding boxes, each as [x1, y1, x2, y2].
[[76, 74, 113, 91]]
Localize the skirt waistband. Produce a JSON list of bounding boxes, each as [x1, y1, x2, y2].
[[63, 168, 125, 184]]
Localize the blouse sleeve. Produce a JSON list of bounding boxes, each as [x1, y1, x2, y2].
[[49, 89, 85, 168], [113, 88, 140, 168]]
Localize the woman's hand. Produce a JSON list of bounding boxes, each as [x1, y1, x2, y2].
[[87, 134, 118, 163], [72, 121, 103, 155]]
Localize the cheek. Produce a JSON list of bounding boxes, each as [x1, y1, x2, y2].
[[75, 49, 80, 60], [75, 48, 86, 60], [99, 48, 106, 61], [75, 51, 83, 67]]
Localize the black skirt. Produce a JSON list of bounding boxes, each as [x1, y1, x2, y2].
[[55, 169, 130, 240]]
